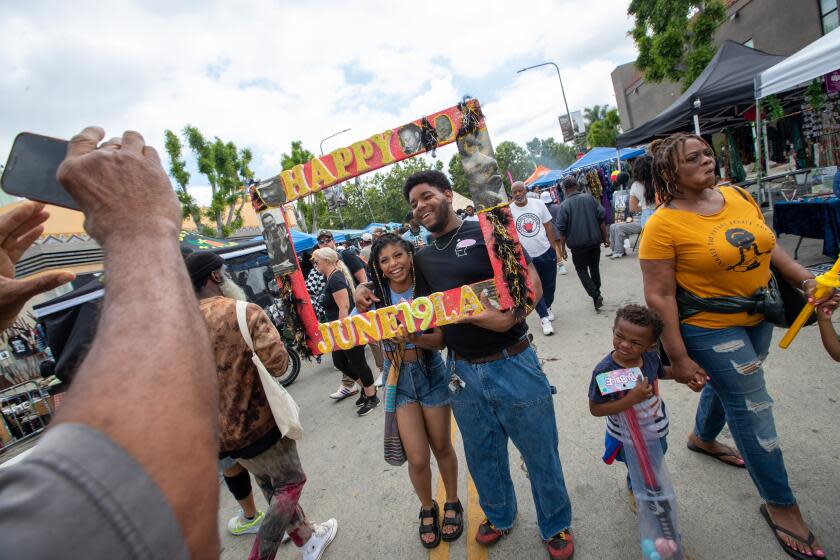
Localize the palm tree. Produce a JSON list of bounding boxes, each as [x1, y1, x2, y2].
[[583, 105, 610, 126]]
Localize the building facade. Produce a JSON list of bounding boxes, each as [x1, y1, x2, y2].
[[612, 0, 835, 132]]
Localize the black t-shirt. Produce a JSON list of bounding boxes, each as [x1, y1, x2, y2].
[[414, 220, 530, 359], [340, 249, 367, 282], [320, 271, 354, 321]]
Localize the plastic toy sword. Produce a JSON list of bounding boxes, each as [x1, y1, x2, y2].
[[779, 256, 840, 349], [623, 406, 682, 559]]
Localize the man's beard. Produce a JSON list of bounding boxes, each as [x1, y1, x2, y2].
[[425, 199, 453, 233], [220, 277, 249, 302]]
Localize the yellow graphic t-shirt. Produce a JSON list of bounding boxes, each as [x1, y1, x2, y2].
[[640, 187, 776, 329]]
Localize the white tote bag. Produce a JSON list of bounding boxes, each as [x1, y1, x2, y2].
[[235, 300, 303, 440]]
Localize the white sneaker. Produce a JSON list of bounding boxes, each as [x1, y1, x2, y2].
[[302, 518, 338, 560], [610, 253, 624, 260], [546, 309, 556, 322], [227, 509, 265, 535], [540, 317, 554, 336], [557, 263, 568, 275], [605, 248, 613, 256]]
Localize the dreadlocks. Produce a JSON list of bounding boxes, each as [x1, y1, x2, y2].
[[649, 132, 713, 206], [368, 233, 415, 307]]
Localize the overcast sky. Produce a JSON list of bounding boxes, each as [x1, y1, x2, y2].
[[1, 0, 638, 204]]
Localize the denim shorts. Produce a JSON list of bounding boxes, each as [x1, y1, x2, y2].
[[385, 351, 450, 410]]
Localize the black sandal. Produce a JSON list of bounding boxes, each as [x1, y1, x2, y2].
[[419, 501, 441, 549], [760, 505, 826, 560], [441, 500, 464, 542]]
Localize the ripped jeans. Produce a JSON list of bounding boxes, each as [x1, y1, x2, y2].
[[682, 321, 796, 506]]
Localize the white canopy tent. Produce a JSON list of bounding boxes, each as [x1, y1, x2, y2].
[[753, 29, 840, 206], [755, 28, 840, 99]]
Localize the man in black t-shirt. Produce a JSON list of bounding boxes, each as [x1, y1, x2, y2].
[[355, 171, 575, 558]]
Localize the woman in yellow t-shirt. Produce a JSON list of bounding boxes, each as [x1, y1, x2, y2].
[[640, 133, 835, 559]]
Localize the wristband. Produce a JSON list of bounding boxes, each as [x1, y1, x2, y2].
[[801, 278, 815, 291]]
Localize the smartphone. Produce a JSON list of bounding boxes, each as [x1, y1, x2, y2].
[[1, 133, 79, 210]]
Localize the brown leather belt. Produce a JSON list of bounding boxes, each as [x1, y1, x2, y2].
[[454, 338, 530, 364], [384, 348, 421, 364]]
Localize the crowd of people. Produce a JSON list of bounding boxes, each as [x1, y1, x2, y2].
[[0, 127, 838, 560]]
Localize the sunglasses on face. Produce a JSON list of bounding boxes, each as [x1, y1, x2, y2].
[[317, 238, 332, 244]]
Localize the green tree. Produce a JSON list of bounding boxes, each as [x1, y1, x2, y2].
[[495, 141, 535, 188], [294, 150, 445, 231], [447, 154, 471, 199], [583, 105, 610, 127], [163, 126, 254, 237], [629, 0, 726, 90], [586, 108, 621, 147], [525, 137, 577, 170], [280, 141, 327, 232], [164, 130, 203, 232]]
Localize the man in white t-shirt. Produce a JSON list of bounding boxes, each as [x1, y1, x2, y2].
[[510, 181, 562, 335]]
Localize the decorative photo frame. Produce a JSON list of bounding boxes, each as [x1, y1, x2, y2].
[[250, 98, 533, 356]]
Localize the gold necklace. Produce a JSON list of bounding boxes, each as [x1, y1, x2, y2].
[[431, 219, 465, 251]]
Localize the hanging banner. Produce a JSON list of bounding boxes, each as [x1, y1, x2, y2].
[[252, 104, 464, 209]]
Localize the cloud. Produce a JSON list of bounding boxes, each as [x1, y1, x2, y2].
[[1, 0, 638, 198]]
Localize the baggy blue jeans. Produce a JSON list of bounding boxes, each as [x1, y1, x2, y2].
[[532, 249, 557, 319], [447, 345, 572, 539], [682, 321, 796, 506]]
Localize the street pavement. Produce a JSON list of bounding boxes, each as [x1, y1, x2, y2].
[[219, 234, 840, 560]]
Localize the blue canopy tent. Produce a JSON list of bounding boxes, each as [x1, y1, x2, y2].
[[332, 228, 368, 239], [530, 170, 566, 189], [563, 147, 646, 174], [252, 228, 346, 254], [530, 147, 646, 188], [364, 222, 402, 232]]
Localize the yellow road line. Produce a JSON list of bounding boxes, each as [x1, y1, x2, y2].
[[430, 413, 486, 560], [465, 476, 486, 560]]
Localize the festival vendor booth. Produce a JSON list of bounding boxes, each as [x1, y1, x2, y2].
[[529, 146, 647, 224], [617, 41, 787, 193], [754, 28, 840, 260]]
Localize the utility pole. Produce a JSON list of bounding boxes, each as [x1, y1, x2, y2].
[[313, 128, 351, 232]]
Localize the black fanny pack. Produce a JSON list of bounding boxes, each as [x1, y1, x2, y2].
[[676, 269, 813, 329]]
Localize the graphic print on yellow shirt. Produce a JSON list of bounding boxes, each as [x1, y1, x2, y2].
[[640, 187, 776, 329]]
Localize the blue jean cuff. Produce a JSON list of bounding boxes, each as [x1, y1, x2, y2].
[[541, 525, 573, 541], [764, 499, 798, 508]]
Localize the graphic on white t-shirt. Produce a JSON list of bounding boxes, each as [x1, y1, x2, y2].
[[515, 213, 542, 237]]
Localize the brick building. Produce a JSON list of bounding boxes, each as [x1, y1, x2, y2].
[[612, 0, 837, 132]]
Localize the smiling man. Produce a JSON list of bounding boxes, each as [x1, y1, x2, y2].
[[509, 181, 562, 336], [355, 170, 576, 559]]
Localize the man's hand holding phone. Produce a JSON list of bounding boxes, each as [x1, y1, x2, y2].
[[56, 128, 181, 247]]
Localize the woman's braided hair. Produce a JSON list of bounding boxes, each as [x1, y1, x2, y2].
[[368, 233, 415, 307], [649, 132, 713, 206]]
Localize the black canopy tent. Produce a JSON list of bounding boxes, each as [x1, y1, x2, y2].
[[616, 41, 786, 148]]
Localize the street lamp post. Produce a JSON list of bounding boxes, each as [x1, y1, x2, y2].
[[311, 128, 351, 232], [517, 62, 575, 143]]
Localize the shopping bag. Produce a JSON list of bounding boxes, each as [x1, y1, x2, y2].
[[235, 300, 303, 440]]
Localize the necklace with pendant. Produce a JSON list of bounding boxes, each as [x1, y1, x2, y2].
[[431, 220, 465, 251]]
